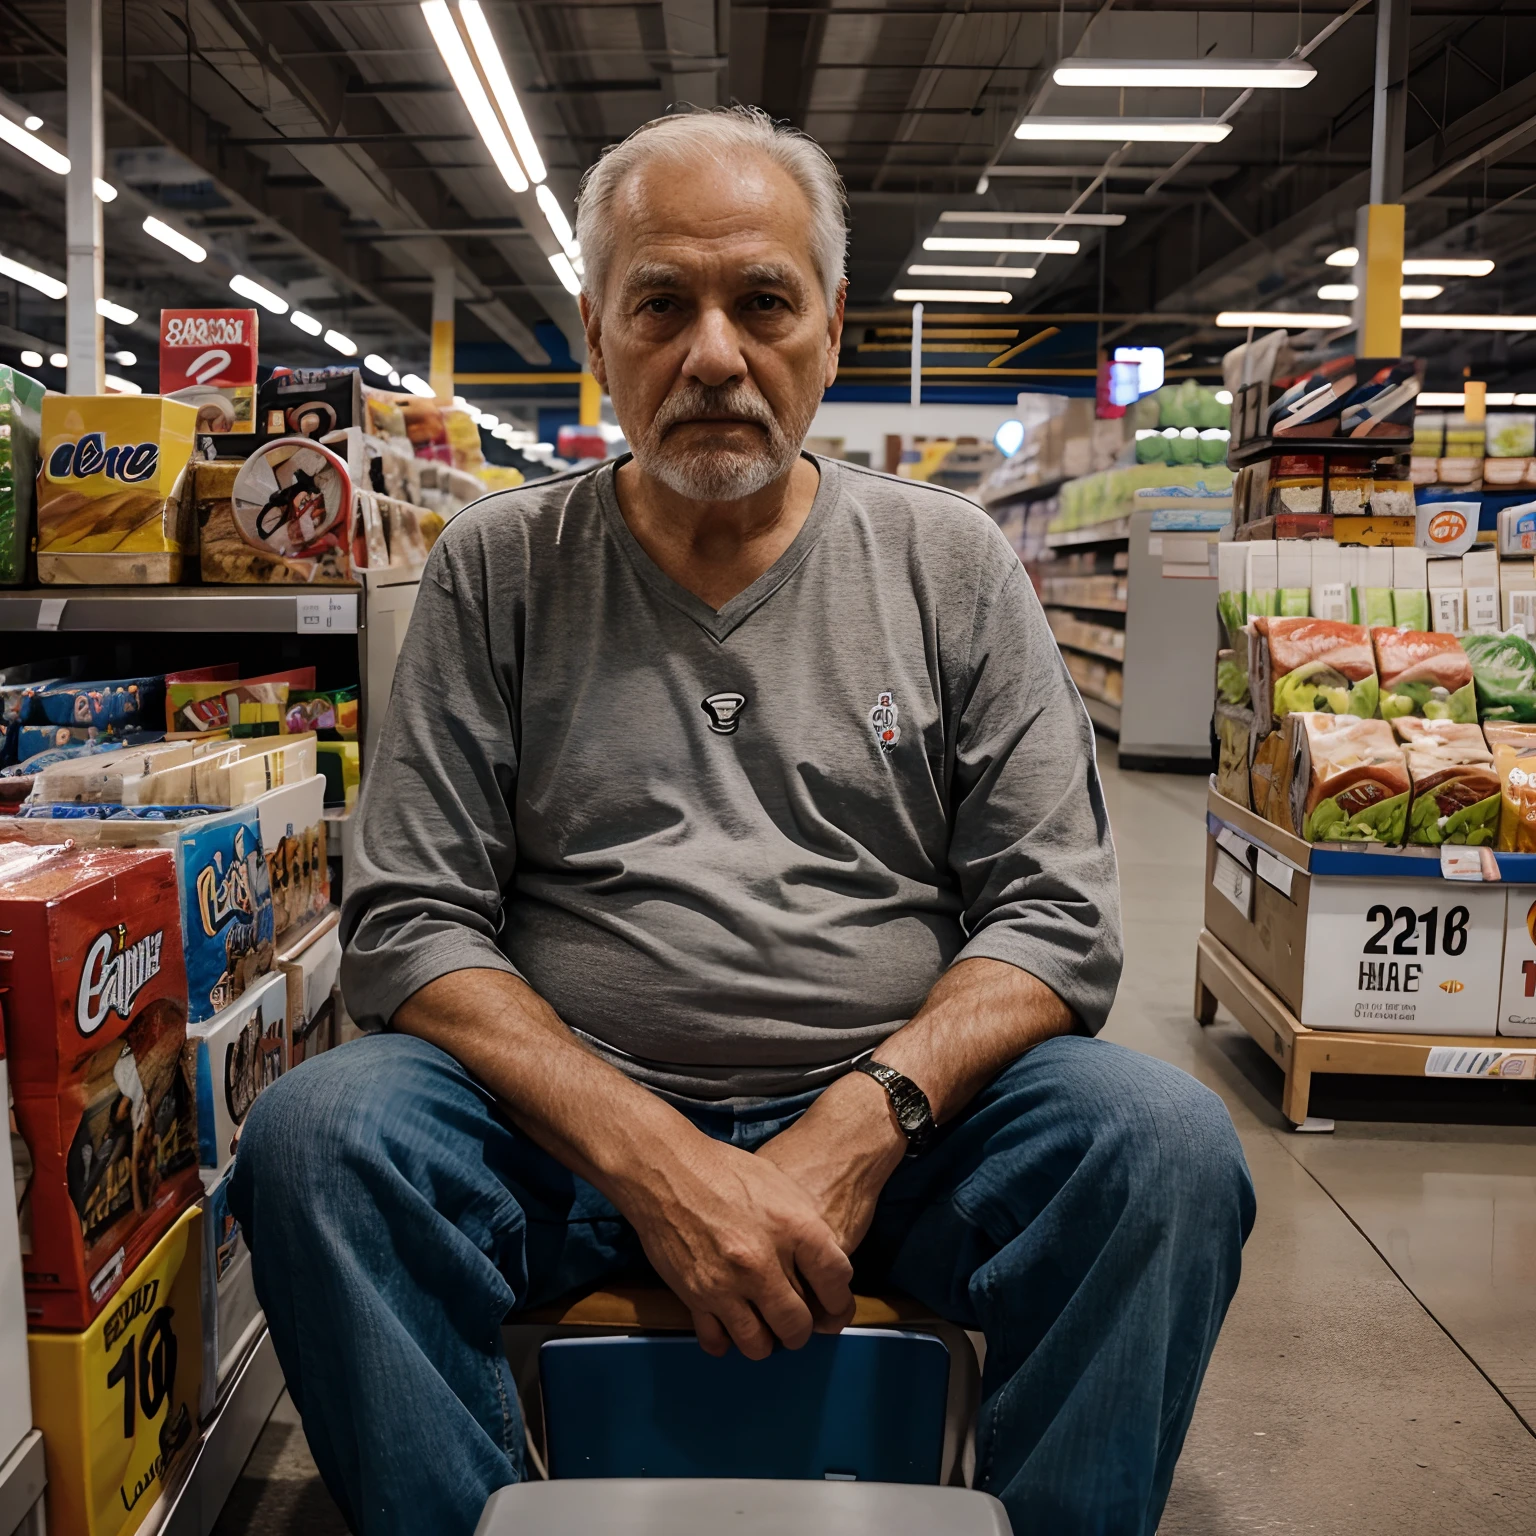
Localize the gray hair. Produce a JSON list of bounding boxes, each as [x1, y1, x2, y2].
[[575, 105, 848, 312]]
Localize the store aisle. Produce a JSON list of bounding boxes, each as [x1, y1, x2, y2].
[[213, 747, 1536, 1535]]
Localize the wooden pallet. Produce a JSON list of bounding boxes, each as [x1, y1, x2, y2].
[[1194, 928, 1528, 1132]]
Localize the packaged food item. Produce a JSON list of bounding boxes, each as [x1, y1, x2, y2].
[[1391, 718, 1499, 845], [198, 1165, 262, 1420], [1486, 414, 1536, 460], [1215, 545, 1249, 707], [160, 308, 258, 434], [0, 364, 44, 584], [0, 847, 199, 1329], [0, 1048, 28, 1465], [278, 909, 340, 1067], [1462, 631, 1536, 721], [1268, 368, 1354, 438], [1371, 627, 1476, 720], [1498, 499, 1536, 556], [255, 774, 328, 937], [1335, 357, 1422, 439], [316, 739, 360, 809], [1287, 711, 1409, 843], [284, 685, 358, 740], [35, 395, 198, 584], [1494, 738, 1536, 850], [1248, 728, 1293, 827], [167, 668, 314, 734], [176, 805, 276, 1019], [378, 495, 433, 566], [257, 366, 364, 438], [184, 970, 287, 1175], [1417, 499, 1480, 558], [1214, 704, 1253, 808], [1248, 616, 1379, 728]]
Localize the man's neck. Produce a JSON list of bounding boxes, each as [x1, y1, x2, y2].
[[614, 455, 822, 612]]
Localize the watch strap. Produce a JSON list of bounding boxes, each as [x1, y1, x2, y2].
[[854, 1059, 936, 1156]]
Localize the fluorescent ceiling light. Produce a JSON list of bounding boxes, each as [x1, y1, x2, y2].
[[104, 374, 140, 394], [19, 348, 41, 367], [114, 349, 136, 366], [458, 0, 545, 183], [324, 328, 357, 356], [1403, 258, 1494, 277], [229, 273, 288, 314], [0, 113, 69, 174], [908, 263, 1037, 278], [1053, 59, 1315, 89], [290, 310, 323, 336], [22, 115, 42, 131], [401, 372, 436, 398], [936, 211, 1124, 227], [96, 298, 138, 325], [1215, 310, 1351, 328], [893, 288, 1013, 304], [49, 351, 66, 367], [1420, 391, 1531, 406], [924, 235, 1079, 255], [1402, 284, 1444, 300], [1015, 117, 1231, 143], [536, 184, 578, 256], [1326, 247, 1358, 266], [364, 352, 394, 377], [1402, 314, 1536, 332], [549, 251, 581, 295], [93, 178, 117, 202], [0, 253, 66, 300], [421, 0, 529, 194], [142, 215, 207, 263], [1316, 283, 1445, 302]]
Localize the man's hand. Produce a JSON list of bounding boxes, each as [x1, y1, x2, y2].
[[617, 1131, 854, 1359]]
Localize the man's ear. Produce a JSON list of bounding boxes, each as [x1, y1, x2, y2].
[[824, 280, 847, 390], [580, 293, 607, 388]]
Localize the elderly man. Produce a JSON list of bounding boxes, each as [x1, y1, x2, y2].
[[231, 106, 1253, 1536]]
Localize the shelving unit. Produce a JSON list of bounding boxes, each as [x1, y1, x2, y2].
[[0, 1432, 45, 1536], [1045, 517, 1131, 549]]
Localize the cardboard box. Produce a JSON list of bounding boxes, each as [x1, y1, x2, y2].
[[0, 846, 201, 1330], [279, 909, 341, 1066], [257, 775, 329, 940], [160, 309, 258, 434], [1496, 889, 1536, 1037], [29, 1207, 203, 1536], [198, 1166, 261, 1420], [35, 395, 198, 584], [185, 970, 287, 1176], [0, 1057, 31, 1466], [1205, 785, 1504, 1034]]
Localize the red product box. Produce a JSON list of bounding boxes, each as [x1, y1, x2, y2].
[[0, 844, 200, 1329]]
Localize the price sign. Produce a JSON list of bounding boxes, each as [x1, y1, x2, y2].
[[28, 1208, 203, 1536], [295, 592, 358, 635], [1496, 887, 1536, 1038], [1300, 879, 1505, 1034]]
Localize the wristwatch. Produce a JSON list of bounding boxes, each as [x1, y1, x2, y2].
[[854, 1060, 936, 1156]]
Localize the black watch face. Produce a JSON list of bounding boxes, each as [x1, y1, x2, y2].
[[890, 1082, 928, 1133]]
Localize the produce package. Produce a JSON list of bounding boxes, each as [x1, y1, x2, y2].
[[35, 395, 198, 584], [0, 364, 44, 584], [257, 366, 364, 439], [0, 845, 200, 1329], [1494, 737, 1536, 851], [1371, 628, 1476, 721], [1462, 631, 1536, 722], [1287, 711, 1409, 843], [184, 970, 287, 1175], [1392, 719, 1499, 845], [1248, 616, 1379, 728]]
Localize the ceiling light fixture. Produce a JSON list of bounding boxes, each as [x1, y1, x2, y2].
[[22, 115, 42, 131], [94, 178, 117, 202], [1215, 310, 1351, 328], [535, 184, 579, 257], [458, 0, 545, 183], [19, 348, 42, 367], [142, 216, 207, 263], [924, 236, 1079, 255], [893, 288, 1013, 304], [1402, 314, 1536, 332], [0, 252, 66, 300], [549, 251, 581, 295], [1402, 258, 1494, 277], [936, 211, 1125, 227], [908, 263, 1037, 278], [114, 349, 136, 366], [1420, 391, 1535, 406], [1053, 59, 1315, 89], [1325, 247, 1358, 266], [96, 298, 138, 325], [49, 351, 66, 367], [421, 0, 529, 194], [1316, 283, 1446, 302], [400, 372, 436, 398], [0, 113, 69, 174], [324, 329, 357, 356], [364, 353, 394, 377], [229, 274, 288, 314], [1015, 118, 1231, 143], [290, 311, 323, 336]]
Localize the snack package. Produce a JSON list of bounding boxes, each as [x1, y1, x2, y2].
[[257, 366, 364, 439], [284, 686, 358, 740], [167, 668, 315, 734], [1462, 631, 1536, 722], [279, 910, 340, 1067], [1248, 616, 1379, 729], [35, 395, 198, 584], [1494, 738, 1536, 850], [184, 970, 287, 1176], [316, 739, 360, 809], [1371, 628, 1476, 720], [1287, 712, 1409, 843], [1214, 704, 1253, 809], [199, 1163, 263, 1420], [196, 441, 358, 585], [161, 308, 258, 434], [0, 846, 200, 1329], [256, 774, 328, 937], [1391, 718, 1499, 845], [1248, 728, 1294, 828], [0, 364, 45, 584]]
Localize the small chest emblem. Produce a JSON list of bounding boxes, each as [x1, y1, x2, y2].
[[869, 690, 900, 752], [701, 692, 748, 735]]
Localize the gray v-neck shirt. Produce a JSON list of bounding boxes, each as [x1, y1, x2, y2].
[[340, 455, 1121, 1101]]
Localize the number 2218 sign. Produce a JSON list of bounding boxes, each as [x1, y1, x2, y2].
[[1300, 879, 1505, 1034]]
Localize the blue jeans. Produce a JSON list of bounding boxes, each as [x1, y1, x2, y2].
[[230, 1033, 1254, 1536]]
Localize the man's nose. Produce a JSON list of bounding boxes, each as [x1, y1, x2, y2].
[[681, 304, 748, 388]]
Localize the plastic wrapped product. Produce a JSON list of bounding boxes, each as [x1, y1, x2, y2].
[[257, 366, 363, 438], [1249, 616, 1379, 728], [0, 365, 44, 585], [1214, 705, 1253, 808], [1248, 728, 1294, 829], [1288, 712, 1409, 843], [1462, 631, 1536, 722], [1392, 718, 1499, 845], [1486, 414, 1536, 459], [1494, 738, 1536, 850], [1371, 628, 1476, 720]]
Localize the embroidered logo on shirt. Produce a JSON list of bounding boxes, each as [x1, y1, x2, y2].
[[869, 690, 900, 752], [701, 692, 748, 735]]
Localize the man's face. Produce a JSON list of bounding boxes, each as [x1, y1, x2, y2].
[[582, 149, 844, 503]]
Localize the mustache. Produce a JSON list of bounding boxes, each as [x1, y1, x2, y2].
[[651, 383, 779, 437]]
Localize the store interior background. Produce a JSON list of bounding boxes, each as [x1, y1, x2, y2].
[[2, 0, 1536, 1532]]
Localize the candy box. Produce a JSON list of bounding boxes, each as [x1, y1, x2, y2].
[[184, 969, 287, 1175], [0, 364, 44, 585], [29, 1206, 203, 1536], [0, 846, 200, 1330], [197, 1164, 261, 1419], [1, 1050, 30, 1466], [278, 908, 340, 1066], [160, 308, 258, 434], [35, 395, 198, 585], [256, 774, 328, 938]]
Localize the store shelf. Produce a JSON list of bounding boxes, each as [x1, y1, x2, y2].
[[1045, 518, 1131, 549], [0, 1431, 45, 1536], [980, 474, 1067, 510], [1055, 638, 1125, 666], [1041, 597, 1127, 615], [1082, 695, 1121, 733], [139, 1330, 285, 1536], [1228, 435, 1411, 469]]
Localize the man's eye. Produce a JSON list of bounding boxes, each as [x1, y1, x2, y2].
[[747, 294, 784, 312], [643, 297, 674, 314]]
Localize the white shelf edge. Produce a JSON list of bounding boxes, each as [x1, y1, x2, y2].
[[0, 1430, 45, 1536]]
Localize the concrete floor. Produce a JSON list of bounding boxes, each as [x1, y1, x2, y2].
[[211, 747, 1536, 1534]]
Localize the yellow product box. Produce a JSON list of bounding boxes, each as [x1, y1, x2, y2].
[[36, 395, 198, 584], [29, 1207, 204, 1536], [1331, 514, 1418, 547]]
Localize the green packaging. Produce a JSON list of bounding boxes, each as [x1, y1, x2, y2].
[[0, 365, 45, 584]]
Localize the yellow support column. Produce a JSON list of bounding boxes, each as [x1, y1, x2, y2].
[[579, 371, 602, 427], [430, 268, 455, 403], [1354, 203, 1405, 358]]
